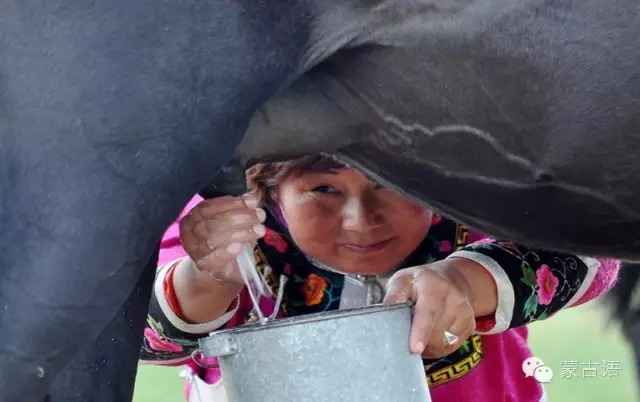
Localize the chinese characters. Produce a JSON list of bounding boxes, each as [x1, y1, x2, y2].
[[559, 359, 621, 379]]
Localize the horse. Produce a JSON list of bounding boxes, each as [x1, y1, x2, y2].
[[1, 0, 639, 400]]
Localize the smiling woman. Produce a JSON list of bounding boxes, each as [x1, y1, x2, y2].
[[247, 155, 432, 275], [138, 154, 619, 402]]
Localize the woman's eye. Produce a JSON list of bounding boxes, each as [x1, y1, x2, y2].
[[311, 185, 340, 194]]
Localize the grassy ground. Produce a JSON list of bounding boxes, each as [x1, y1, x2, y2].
[[133, 303, 639, 401]]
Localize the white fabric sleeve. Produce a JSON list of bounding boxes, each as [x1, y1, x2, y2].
[[153, 257, 240, 334], [564, 256, 600, 308], [446, 250, 515, 335]]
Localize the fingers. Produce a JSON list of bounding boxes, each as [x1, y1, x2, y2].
[[191, 223, 265, 263], [420, 309, 456, 355], [181, 195, 264, 252], [383, 269, 416, 306], [386, 265, 476, 359], [191, 205, 265, 239], [190, 240, 239, 272], [181, 195, 261, 233], [183, 195, 259, 224], [422, 299, 476, 358], [179, 195, 266, 284], [408, 270, 447, 355]]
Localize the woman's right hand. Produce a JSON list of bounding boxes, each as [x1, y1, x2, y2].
[[179, 194, 267, 285]]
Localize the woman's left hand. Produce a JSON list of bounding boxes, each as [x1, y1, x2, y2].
[[383, 258, 495, 359]]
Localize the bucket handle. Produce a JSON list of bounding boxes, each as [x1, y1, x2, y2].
[[190, 349, 220, 369]]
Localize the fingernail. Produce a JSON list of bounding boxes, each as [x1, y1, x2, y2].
[[252, 224, 266, 236], [255, 208, 266, 221], [244, 196, 259, 208], [226, 243, 241, 253], [415, 342, 425, 354]]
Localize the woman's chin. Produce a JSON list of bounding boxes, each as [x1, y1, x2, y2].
[[336, 255, 400, 276]]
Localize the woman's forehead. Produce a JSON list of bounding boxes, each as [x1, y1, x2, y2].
[[291, 155, 380, 185], [296, 167, 381, 187]]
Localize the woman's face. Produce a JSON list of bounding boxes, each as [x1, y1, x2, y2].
[[276, 167, 432, 275]]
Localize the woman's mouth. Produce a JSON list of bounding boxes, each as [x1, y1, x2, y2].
[[341, 238, 394, 253]]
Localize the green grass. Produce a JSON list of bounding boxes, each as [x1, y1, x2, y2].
[[134, 365, 184, 402], [133, 304, 639, 401], [527, 304, 639, 401]]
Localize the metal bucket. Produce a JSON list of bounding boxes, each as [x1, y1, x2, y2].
[[198, 302, 431, 402]]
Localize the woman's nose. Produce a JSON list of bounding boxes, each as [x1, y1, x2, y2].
[[341, 196, 383, 232]]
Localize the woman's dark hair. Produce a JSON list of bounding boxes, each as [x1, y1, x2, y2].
[[245, 154, 349, 205]]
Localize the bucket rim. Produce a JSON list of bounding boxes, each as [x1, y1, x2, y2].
[[204, 301, 413, 338]]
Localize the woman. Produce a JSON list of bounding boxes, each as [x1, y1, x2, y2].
[[140, 154, 619, 401]]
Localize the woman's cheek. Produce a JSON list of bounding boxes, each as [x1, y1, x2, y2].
[[291, 190, 319, 205], [288, 204, 334, 238], [291, 225, 338, 262], [303, 197, 342, 220]]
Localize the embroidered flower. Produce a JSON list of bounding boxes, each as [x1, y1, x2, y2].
[[431, 214, 442, 226], [143, 328, 183, 353], [302, 274, 327, 306], [438, 240, 452, 252], [263, 228, 288, 253], [536, 264, 559, 305]]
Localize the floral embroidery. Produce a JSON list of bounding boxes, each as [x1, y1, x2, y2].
[[431, 214, 442, 226], [536, 264, 559, 305], [146, 315, 164, 336], [468, 241, 590, 327], [263, 228, 288, 253], [302, 274, 328, 306], [143, 327, 184, 353], [439, 240, 452, 252], [520, 265, 538, 288], [287, 269, 343, 315]]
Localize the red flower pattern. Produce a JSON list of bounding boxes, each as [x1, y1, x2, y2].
[[263, 228, 288, 253]]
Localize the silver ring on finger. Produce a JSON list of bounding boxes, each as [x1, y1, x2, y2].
[[444, 330, 459, 347]]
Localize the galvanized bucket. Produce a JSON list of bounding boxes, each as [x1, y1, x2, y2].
[[198, 302, 431, 402]]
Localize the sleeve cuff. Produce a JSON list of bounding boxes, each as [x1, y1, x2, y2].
[[446, 250, 515, 334], [154, 258, 239, 334], [564, 256, 600, 308]]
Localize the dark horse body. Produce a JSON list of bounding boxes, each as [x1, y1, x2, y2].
[[1, 0, 639, 400]]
